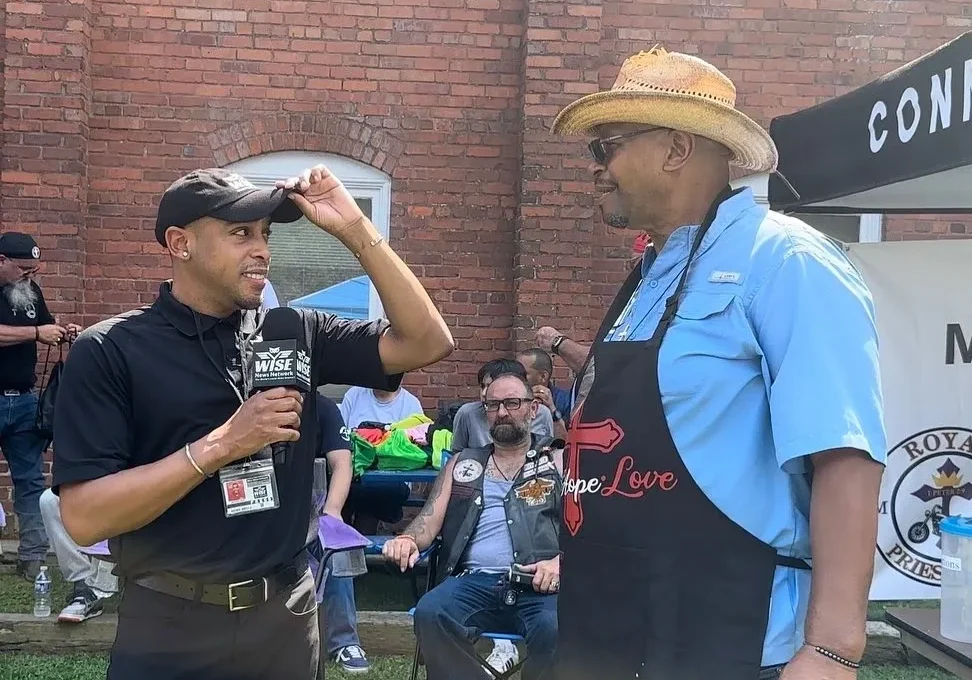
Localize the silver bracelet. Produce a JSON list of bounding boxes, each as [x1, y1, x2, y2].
[[184, 444, 208, 478]]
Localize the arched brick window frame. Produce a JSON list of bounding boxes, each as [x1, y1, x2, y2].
[[206, 114, 403, 177]]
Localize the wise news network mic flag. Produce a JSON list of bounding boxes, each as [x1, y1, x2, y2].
[[251, 307, 312, 464]]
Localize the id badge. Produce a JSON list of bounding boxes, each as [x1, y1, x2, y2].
[[218, 459, 280, 518]]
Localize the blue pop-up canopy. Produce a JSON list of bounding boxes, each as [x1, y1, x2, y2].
[[288, 276, 370, 320]]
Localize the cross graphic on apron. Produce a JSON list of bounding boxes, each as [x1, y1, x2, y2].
[[563, 409, 624, 536]]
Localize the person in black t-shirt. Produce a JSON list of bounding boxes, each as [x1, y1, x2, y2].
[[0, 232, 80, 581], [51, 166, 453, 680]]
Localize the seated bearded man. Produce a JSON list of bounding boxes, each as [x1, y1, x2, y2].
[[382, 372, 562, 680]]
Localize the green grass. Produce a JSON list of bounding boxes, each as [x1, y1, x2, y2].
[[0, 567, 960, 678], [0, 654, 107, 680], [869, 599, 942, 621], [1, 568, 938, 620], [0, 567, 118, 617], [0, 655, 962, 679], [0, 566, 413, 615], [0, 654, 417, 679]]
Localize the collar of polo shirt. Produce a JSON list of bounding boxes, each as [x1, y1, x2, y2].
[[155, 281, 251, 338]]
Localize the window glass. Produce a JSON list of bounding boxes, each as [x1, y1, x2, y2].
[[268, 198, 373, 307], [792, 213, 862, 243]]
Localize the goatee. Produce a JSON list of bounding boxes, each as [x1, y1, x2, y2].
[[490, 420, 529, 445]]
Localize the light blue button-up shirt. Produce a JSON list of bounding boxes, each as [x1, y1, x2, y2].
[[602, 188, 887, 666]]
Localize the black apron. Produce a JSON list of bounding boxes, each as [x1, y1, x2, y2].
[[554, 188, 810, 680]]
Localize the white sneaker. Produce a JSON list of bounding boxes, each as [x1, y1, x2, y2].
[[485, 639, 519, 674]]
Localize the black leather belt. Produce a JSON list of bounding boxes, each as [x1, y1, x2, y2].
[[130, 555, 308, 612]]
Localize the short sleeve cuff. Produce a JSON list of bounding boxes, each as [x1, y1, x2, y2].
[[777, 432, 887, 475], [52, 462, 123, 495]]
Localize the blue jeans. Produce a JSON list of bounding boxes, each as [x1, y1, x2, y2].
[[0, 392, 49, 560], [413, 572, 558, 680], [321, 575, 361, 656]]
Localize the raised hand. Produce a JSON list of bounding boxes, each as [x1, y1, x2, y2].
[[276, 165, 366, 242]]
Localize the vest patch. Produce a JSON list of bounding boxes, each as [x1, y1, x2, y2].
[[514, 477, 555, 507], [453, 459, 484, 483]]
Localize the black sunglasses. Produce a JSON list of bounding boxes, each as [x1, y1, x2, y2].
[[588, 127, 667, 164]]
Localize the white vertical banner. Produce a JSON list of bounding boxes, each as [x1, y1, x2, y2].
[[848, 239, 972, 600]]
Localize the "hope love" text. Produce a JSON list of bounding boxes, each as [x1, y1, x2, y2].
[[563, 455, 678, 499]]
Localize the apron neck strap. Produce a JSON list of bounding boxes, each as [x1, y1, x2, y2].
[[570, 258, 645, 398], [651, 185, 741, 341], [569, 185, 742, 406]]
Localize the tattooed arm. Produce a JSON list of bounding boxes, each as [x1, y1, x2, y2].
[[382, 457, 456, 571], [403, 456, 456, 549]]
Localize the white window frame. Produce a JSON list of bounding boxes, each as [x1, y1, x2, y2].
[[224, 151, 392, 319], [731, 173, 883, 243]]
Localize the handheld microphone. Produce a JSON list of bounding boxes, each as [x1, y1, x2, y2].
[[251, 307, 312, 465]]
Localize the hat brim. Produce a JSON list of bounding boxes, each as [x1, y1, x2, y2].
[[210, 187, 305, 225], [551, 90, 778, 174]]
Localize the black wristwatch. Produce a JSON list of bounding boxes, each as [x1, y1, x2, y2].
[[551, 334, 566, 355], [552, 409, 563, 422]]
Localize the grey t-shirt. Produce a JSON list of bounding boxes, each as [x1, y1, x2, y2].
[[463, 478, 516, 572], [450, 401, 555, 452]]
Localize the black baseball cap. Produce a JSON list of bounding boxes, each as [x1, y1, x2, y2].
[[154, 168, 304, 246], [0, 233, 40, 260]]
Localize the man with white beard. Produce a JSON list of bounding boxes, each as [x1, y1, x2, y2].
[[0, 232, 80, 581]]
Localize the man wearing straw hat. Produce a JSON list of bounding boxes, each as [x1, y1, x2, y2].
[[548, 47, 886, 680]]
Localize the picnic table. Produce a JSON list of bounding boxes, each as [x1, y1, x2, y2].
[[360, 468, 440, 485], [885, 606, 972, 679]]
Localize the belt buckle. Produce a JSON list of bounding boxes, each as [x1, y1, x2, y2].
[[227, 577, 268, 612], [3, 389, 19, 397]]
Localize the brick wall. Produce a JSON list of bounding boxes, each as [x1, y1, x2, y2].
[[1, 0, 971, 530]]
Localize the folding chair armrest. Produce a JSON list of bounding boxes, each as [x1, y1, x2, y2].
[[418, 537, 441, 562], [366, 535, 440, 563]]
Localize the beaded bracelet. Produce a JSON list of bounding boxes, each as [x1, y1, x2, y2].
[[812, 646, 860, 669]]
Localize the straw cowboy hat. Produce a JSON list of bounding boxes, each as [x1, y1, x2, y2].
[[551, 46, 778, 174]]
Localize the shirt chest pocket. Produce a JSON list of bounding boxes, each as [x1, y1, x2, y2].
[[660, 292, 760, 398]]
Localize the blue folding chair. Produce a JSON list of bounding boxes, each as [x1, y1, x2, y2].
[[365, 535, 440, 605], [307, 515, 372, 680], [79, 540, 112, 559], [308, 514, 372, 600], [407, 607, 527, 680]]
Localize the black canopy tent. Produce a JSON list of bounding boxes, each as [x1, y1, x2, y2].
[[768, 31, 972, 214]]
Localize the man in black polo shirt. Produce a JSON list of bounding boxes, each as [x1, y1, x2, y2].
[[0, 232, 79, 580], [52, 166, 453, 680]]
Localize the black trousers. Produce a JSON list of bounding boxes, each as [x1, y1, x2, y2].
[[107, 569, 320, 680]]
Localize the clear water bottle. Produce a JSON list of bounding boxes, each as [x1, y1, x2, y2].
[[33, 565, 52, 617]]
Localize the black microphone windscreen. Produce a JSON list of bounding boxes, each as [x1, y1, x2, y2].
[[261, 306, 304, 341]]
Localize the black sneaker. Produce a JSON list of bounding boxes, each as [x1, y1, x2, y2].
[[57, 583, 104, 624], [16, 559, 41, 582]]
